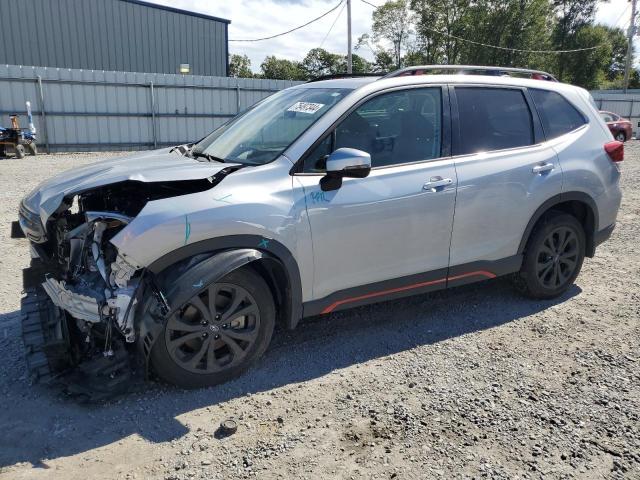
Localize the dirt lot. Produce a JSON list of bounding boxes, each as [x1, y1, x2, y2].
[[0, 147, 638, 480]]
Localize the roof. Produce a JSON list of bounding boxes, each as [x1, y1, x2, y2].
[[120, 0, 231, 24]]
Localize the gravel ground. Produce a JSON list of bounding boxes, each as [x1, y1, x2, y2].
[[0, 148, 638, 480]]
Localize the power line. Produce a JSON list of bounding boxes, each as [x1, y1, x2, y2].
[[360, 0, 378, 8], [320, 0, 347, 49], [229, 1, 344, 42], [359, 0, 603, 54]]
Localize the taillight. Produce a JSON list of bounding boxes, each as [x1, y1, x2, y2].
[[604, 141, 624, 162]]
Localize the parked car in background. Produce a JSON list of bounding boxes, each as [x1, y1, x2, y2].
[[600, 111, 633, 142]]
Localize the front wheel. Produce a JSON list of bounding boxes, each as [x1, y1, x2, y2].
[[150, 267, 275, 388], [615, 131, 626, 142], [514, 212, 585, 299]]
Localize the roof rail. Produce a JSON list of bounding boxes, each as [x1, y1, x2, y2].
[[307, 73, 383, 83], [382, 65, 558, 82]]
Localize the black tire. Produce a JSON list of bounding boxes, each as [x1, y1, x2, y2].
[[150, 267, 275, 388], [514, 212, 585, 299], [26, 142, 37, 156], [14, 144, 25, 159], [615, 131, 626, 142]]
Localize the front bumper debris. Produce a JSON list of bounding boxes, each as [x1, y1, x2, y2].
[[41, 277, 101, 324]]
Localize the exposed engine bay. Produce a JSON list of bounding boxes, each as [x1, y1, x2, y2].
[[18, 176, 227, 399]]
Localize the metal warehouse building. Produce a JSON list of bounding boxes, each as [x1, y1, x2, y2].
[[0, 0, 230, 76]]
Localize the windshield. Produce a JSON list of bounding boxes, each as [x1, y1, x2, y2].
[[193, 87, 352, 165]]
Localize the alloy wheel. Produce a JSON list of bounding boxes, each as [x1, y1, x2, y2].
[[535, 226, 579, 289], [165, 283, 261, 374]]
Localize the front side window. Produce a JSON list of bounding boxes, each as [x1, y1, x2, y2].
[[530, 89, 587, 140], [303, 88, 443, 172], [456, 87, 534, 155], [193, 87, 351, 165]]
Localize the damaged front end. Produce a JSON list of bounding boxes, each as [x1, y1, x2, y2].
[[18, 176, 222, 398]]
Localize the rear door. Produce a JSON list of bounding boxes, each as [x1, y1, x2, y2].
[[448, 85, 562, 281]]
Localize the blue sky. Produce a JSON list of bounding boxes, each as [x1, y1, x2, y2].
[[148, 0, 634, 72]]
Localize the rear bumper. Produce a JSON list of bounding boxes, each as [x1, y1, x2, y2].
[[594, 223, 616, 248]]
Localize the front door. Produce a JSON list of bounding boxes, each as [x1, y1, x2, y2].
[[294, 87, 458, 310]]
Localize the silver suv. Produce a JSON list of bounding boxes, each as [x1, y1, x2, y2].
[[14, 66, 622, 392]]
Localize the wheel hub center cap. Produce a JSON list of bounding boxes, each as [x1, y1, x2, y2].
[[209, 324, 220, 333], [554, 254, 560, 263]]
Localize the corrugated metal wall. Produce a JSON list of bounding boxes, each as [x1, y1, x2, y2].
[[0, 0, 229, 76], [0, 65, 301, 152], [591, 91, 640, 138]]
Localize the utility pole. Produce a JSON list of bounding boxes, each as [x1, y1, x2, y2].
[[347, 0, 353, 74], [624, 0, 638, 93]]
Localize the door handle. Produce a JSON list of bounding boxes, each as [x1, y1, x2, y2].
[[423, 177, 453, 191], [532, 163, 555, 174]]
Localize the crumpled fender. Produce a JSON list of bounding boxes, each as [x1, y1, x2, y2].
[[137, 248, 267, 364]]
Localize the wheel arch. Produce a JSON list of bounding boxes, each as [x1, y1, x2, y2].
[[146, 235, 303, 331], [518, 192, 599, 258]]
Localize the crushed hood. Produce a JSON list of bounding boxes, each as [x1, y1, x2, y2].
[[23, 148, 240, 225]]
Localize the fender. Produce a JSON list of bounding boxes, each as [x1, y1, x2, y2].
[[146, 235, 303, 328], [517, 191, 599, 256]]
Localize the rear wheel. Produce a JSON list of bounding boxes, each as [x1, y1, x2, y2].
[[14, 144, 25, 159], [150, 268, 275, 388], [615, 131, 626, 142], [514, 212, 585, 299]]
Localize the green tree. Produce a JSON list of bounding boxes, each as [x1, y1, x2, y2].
[[356, 33, 396, 72], [600, 25, 629, 81], [551, 0, 598, 80], [560, 25, 620, 89], [228, 54, 253, 78], [351, 53, 372, 74], [300, 48, 344, 78], [410, 0, 473, 64], [372, 0, 415, 68], [260, 56, 305, 81]]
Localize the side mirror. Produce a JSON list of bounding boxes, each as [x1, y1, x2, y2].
[[320, 148, 371, 191]]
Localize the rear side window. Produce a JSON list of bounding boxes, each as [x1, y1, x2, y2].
[[455, 88, 534, 154], [530, 89, 586, 140]]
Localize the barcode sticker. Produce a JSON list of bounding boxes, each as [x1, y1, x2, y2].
[[287, 102, 325, 114]]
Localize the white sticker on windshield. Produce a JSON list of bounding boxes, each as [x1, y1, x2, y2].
[[287, 102, 325, 114]]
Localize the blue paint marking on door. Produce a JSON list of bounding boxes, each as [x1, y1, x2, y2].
[[184, 215, 191, 245]]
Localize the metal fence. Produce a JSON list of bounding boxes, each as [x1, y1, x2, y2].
[[0, 65, 301, 152], [591, 90, 640, 139]]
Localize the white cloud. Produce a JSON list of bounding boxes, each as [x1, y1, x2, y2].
[[147, 0, 377, 71], [147, 0, 636, 72]]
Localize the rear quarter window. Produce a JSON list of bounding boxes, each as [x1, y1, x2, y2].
[[530, 89, 587, 140]]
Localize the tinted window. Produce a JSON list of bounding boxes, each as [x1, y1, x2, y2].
[[303, 88, 442, 172], [456, 88, 534, 154], [530, 89, 586, 140]]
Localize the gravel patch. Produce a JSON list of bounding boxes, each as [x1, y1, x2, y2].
[[0, 148, 638, 479]]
